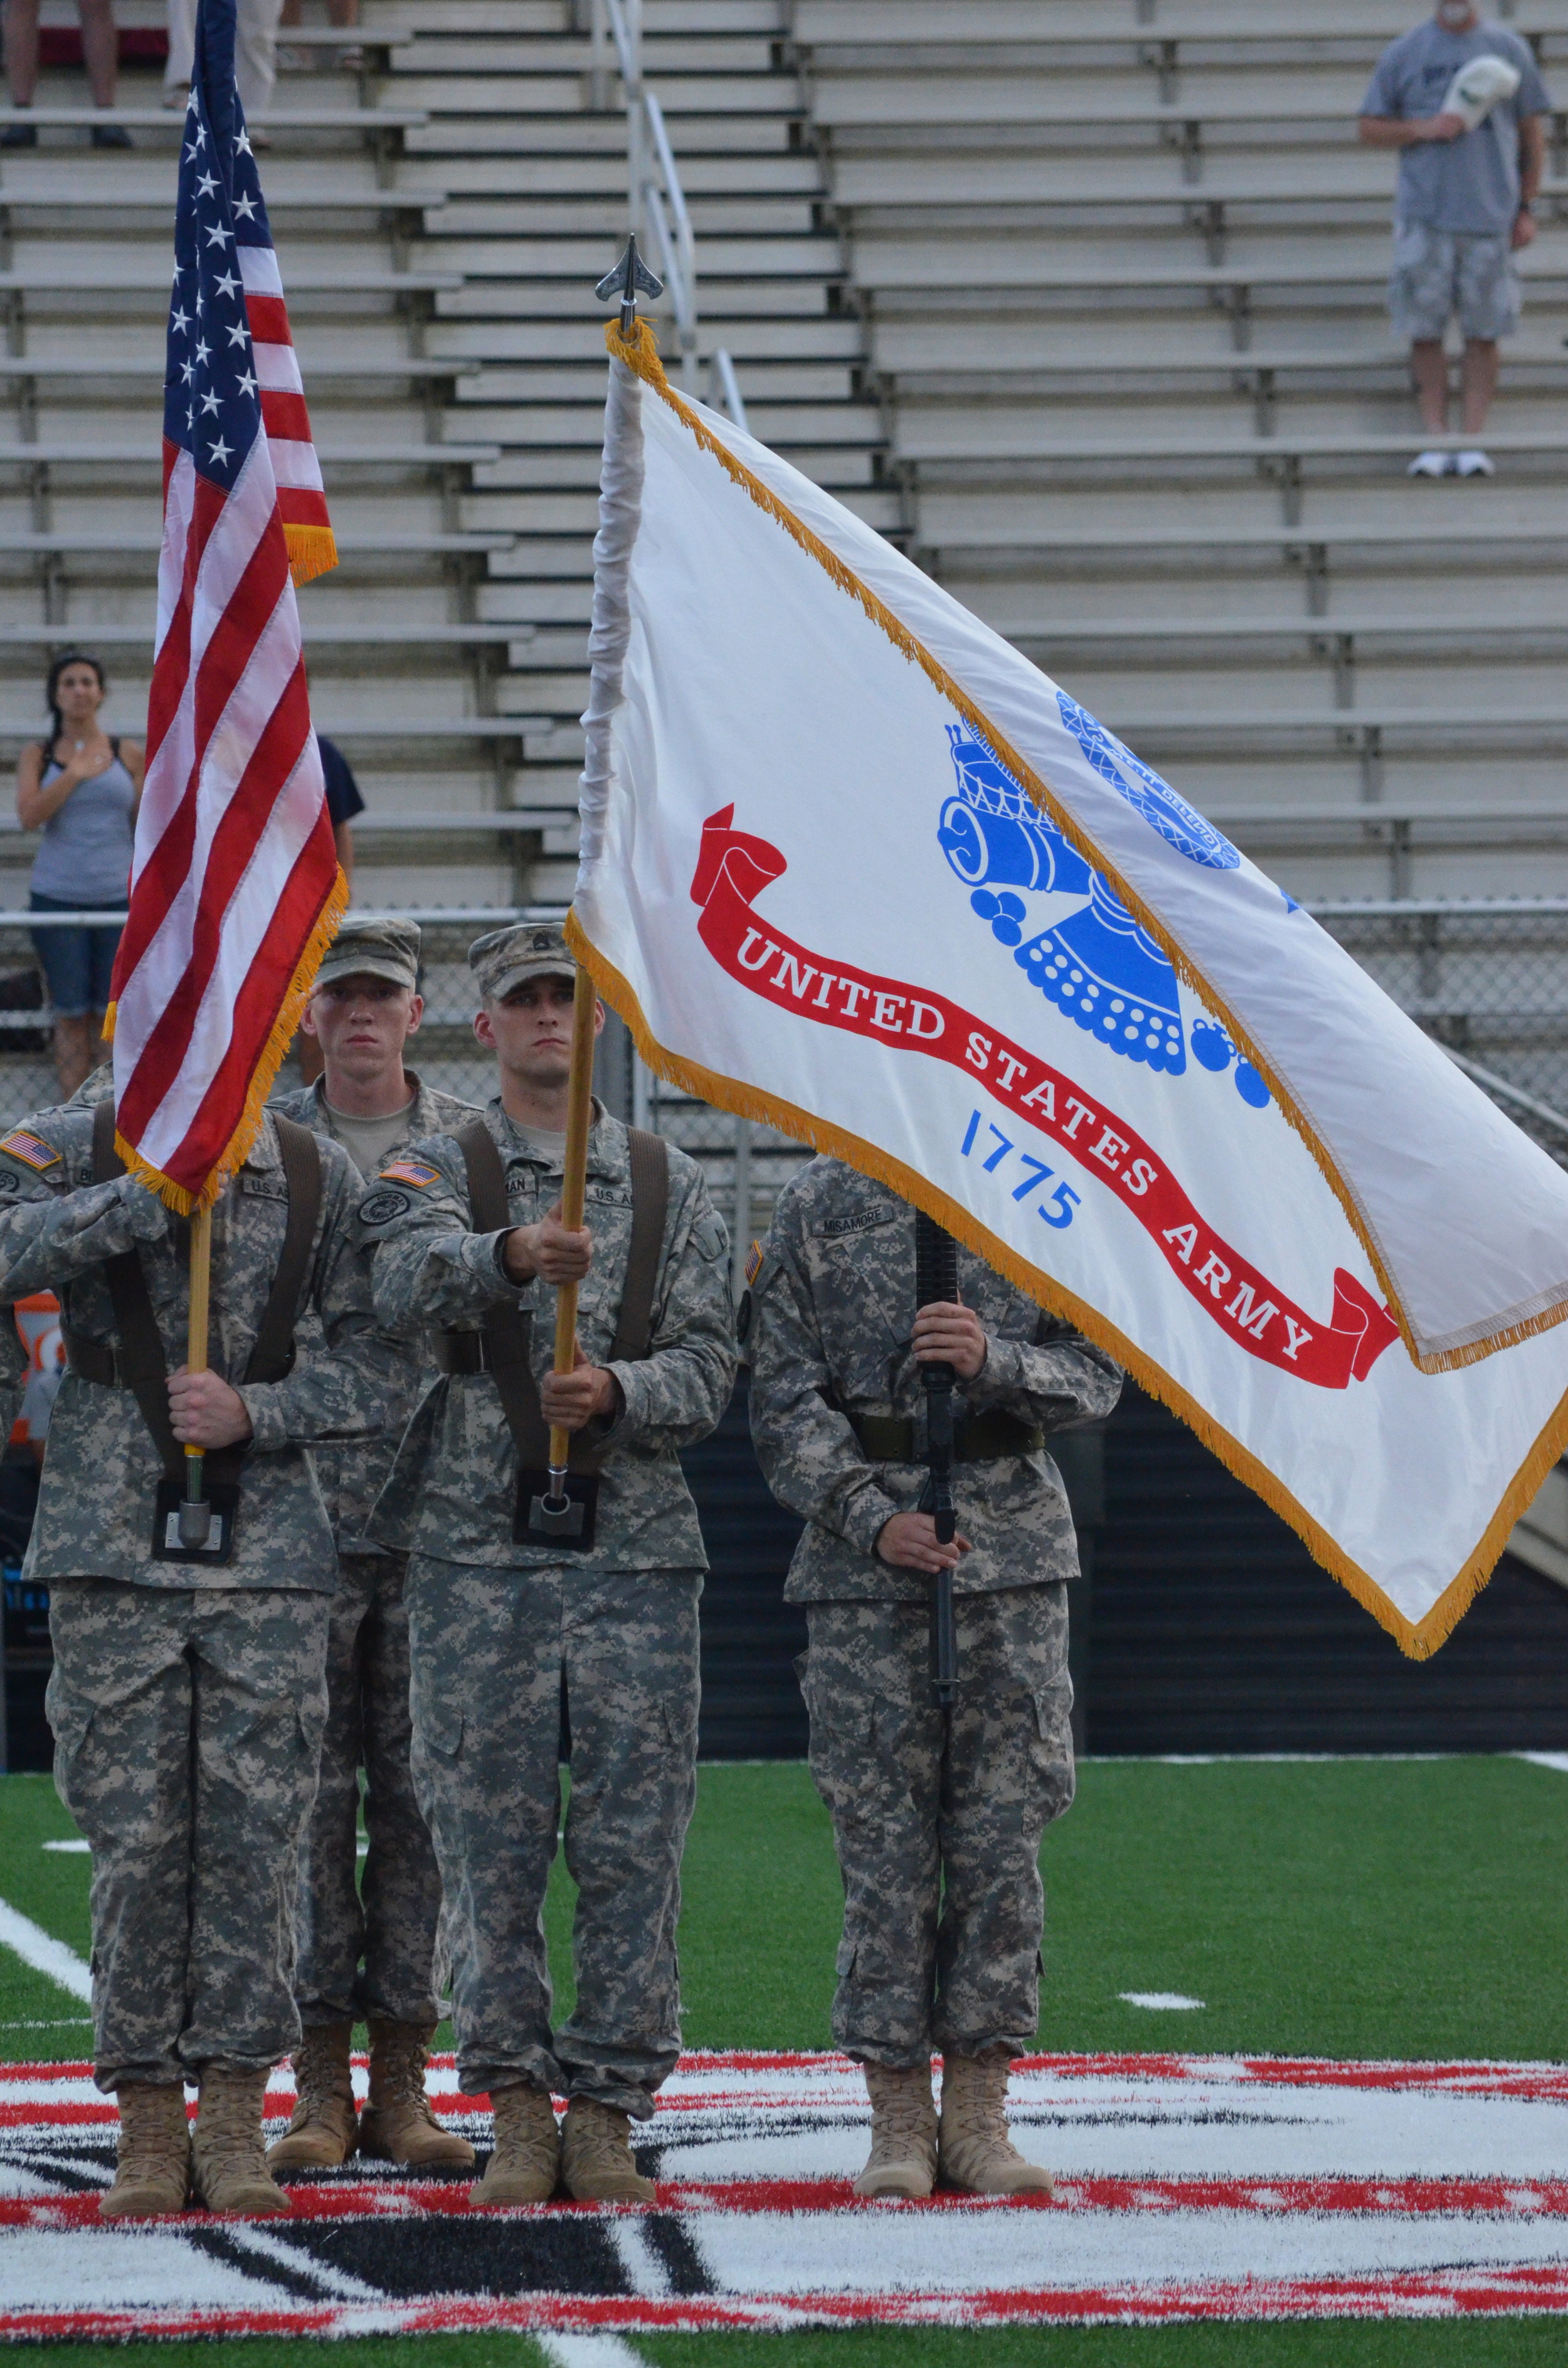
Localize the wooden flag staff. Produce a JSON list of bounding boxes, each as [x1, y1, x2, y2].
[[179, 1204, 215, 1546], [541, 961, 600, 1517]]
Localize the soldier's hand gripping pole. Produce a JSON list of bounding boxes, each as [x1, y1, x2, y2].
[[178, 1204, 214, 1548], [538, 960, 600, 1527], [914, 1211, 960, 1707]]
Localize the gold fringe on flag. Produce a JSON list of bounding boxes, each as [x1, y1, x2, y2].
[[110, 862, 349, 1216], [285, 522, 339, 588], [567, 916, 1568, 1660]]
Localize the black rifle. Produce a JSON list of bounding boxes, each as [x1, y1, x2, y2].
[[914, 1210, 959, 1707]]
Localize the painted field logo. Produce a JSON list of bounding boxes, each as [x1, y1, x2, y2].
[[938, 721, 1269, 1107]]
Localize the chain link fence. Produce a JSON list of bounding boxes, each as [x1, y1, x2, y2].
[[4, 900, 1567, 1231]]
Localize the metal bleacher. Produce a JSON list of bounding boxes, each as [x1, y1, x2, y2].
[[794, 0, 1568, 903]]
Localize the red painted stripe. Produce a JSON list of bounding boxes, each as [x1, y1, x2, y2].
[[8, 2268, 1568, 2339]]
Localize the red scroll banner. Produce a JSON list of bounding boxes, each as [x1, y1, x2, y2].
[[692, 805, 1400, 1393]]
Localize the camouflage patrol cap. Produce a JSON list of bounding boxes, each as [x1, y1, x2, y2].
[[314, 915, 421, 992], [469, 921, 576, 1003]]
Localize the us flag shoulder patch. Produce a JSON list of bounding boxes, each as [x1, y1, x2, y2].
[[0, 1130, 61, 1172], [380, 1159, 441, 1188], [745, 1238, 765, 1285]]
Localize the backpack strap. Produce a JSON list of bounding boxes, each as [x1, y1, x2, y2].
[[246, 1115, 320, 1384], [91, 1098, 182, 1481], [453, 1118, 551, 1468], [607, 1127, 669, 1364], [449, 1118, 670, 1476], [83, 1100, 321, 1478]]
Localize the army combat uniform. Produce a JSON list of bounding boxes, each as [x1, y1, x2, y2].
[[748, 1156, 1121, 2194], [352, 924, 736, 2204], [0, 1095, 404, 2215], [267, 915, 483, 2174]]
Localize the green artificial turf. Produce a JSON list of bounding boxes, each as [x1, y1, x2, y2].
[[25, 2322, 1568, 2367], [5, 1755, 1568, 2061], [4, 1756, 1568, 2363]]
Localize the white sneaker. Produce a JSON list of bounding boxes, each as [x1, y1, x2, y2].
[[1407, 449, 1454, 477], [1454, 449, 1495, 477]]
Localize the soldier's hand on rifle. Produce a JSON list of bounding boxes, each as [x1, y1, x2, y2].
[[167, 1366, 254, 1450], [502, 1200, 593, 1286], [913, 1298, 987, 1381], [876, 1511, 972, 1573], [541, 1337, 621, 1432]]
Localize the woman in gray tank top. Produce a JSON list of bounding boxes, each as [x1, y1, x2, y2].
[[18, 652, 144, 1098]]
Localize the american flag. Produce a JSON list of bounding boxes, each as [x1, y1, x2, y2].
[[107, 0, 345, 1212]]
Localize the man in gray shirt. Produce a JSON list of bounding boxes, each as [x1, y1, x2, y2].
[[1359, 1, 1549, 477]]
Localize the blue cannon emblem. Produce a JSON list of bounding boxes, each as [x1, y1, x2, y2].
[[938, 721, 1268, 1105]]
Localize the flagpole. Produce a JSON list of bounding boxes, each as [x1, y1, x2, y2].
[[543, 963, 600, 1509], [179, 1204, 214, 1544]]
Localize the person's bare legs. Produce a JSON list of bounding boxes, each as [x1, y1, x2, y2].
[[1410, 339, 1451, 436], [4, 0, 40, 105], [1459, 338, 1499, 437], [77, 0, 119, 107], [53, 1012, 98, 1100]]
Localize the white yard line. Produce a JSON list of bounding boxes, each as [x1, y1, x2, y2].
[[0, 1899, 92, 2004], [1120, 1992, 1206, 2010], [537, 2339, 648, 2368], [1516, 1753, 1568, 1773]]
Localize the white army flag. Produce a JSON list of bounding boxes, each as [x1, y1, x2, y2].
[[568, 321, 1568, 1657]]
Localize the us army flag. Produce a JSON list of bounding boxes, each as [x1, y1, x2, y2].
[[569, 320, 1568, 1655]]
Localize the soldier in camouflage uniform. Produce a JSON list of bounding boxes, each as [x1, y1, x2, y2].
[[352, 923, 735, 2207], [748, 1157, 1121, 2199], [267, 918, 480, 2178], [1, 1090, 405, 2219]]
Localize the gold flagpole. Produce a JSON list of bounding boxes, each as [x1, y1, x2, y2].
[[543, 960, 600, 1509], [179, 1203, 215, 1544]]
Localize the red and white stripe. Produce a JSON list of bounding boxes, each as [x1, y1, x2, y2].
[[237, 243, 330, 541], [110, 424, 337, 1205]]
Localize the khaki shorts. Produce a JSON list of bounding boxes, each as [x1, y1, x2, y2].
[[1388, 222, 1522, 342]]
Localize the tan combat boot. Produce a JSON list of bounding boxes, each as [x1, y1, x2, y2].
[[852, 2061, 938, 2200], [100, 2081, 191, 2217], [468, 2083, 560, 2206], [267, 2020, 357, 2173], [560, 2095, 655, 2204], [938, 2050, 1054, 2196], [192, 2067, 291, 2214], [358, 2018, 475, 2170]]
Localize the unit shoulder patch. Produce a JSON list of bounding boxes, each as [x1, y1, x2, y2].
[[358, 1188, 414, 1228], [379, 1159, 442, 1188], [0, 1129, 61, 1174]]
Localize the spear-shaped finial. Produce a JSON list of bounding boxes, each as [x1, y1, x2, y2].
[[596, 231, 664, 337]]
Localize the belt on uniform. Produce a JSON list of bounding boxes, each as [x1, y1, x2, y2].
[[61, 1328, 119, 1386], [433, 1329, 490, 1376], [849, 1410, 1044, 1463]]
